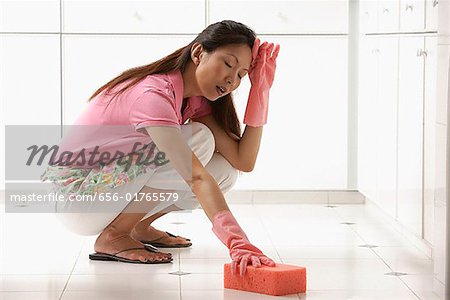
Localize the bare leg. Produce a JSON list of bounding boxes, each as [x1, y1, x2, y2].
[[93, 186, 175, 263], [130, 204, 192, 246]]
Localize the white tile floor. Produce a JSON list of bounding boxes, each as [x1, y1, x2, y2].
[[0, 199, 443, 300]]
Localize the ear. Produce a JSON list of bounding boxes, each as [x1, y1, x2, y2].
[[191, 42, 203, 65]]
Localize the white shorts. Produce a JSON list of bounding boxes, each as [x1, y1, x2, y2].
[[55, 122, 239, 236]]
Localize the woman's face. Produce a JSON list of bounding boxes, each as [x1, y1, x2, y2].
[[194, 43, 252, 101]]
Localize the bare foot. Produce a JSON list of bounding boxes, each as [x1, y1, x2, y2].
[[94, 227, 172, 263], [131, 225, 192, 247]]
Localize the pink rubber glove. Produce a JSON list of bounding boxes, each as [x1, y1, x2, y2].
[[211, 210, 276, 276], [243, 37, 281, 127]]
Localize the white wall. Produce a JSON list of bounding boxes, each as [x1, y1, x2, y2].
[[0, 0, 350, 191]]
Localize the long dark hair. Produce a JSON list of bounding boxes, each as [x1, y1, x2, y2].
[[88, 20, 256, 141]]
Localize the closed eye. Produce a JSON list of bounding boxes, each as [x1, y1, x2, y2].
[[225, 62, 242, 79]]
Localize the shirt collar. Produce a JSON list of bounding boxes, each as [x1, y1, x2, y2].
[[167, 69, 184, 108]]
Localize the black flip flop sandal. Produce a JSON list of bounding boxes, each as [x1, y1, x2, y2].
[[89, 246, 173, 264], [141, 231, 192, 248]]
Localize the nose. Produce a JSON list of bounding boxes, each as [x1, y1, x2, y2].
[[226, 77, 234, 88]]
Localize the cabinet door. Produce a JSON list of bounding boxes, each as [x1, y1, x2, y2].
[[378, 0, 400, 33], [210, 0, 348, 34], [423, 36, 437, 243], [360, 0, 379, 33], [397, 36, 425, 237], [375, 36, 399, 219], [400, 0, 425, 32], [64, 1, 204, 34], [358, 36, 379, 201], [425, 0, 438, 32], [0, 0, 60, 33]]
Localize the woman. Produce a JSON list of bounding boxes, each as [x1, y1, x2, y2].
[[41, 20, 280, 276]]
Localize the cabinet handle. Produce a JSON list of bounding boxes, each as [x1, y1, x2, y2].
[[383, 8, 390, 14], [433, 0, 438, 7], [405, 4, 414, 11], [372, 48, 380, 54], [416, 49, 428, 57]]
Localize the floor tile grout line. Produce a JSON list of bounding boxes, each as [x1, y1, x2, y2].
[[396, 276, 424, 300], [178, 275, 182, 300], [177, 223, 182, 300], [334, 205, 432, 260], [343, 203, 432, 259], [333, 208, 423, 300], [58, 237, 86, 300], [333, 207, 396, 271], [252, 203, 284, 264]]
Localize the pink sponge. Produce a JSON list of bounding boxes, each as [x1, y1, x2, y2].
[[224, 263, 307, 296]]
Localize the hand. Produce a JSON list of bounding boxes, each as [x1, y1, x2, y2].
[[211, 210, 276, 276], [243, 38, 281, 127], [248, 38, 280, 89]]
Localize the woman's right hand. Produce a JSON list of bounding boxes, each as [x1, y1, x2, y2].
[[243, 38, 281, 127], [211, 209, 276, 276]]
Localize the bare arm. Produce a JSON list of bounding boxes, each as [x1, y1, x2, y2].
[[190, 115, 263, 172], [238, 125, 263, 171], [145, 126, 229, 222]]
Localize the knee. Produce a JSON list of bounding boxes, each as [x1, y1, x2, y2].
[[192, 121, 215, 145], [208, 153, 238, 193]]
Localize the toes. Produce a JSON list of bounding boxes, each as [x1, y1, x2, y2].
[[175, 237, 191, 244]]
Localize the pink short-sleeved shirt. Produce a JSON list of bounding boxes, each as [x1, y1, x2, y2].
[[52, 70, 212, 168]]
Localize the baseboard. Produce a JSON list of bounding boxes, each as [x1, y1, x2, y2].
[[433, 276, 445, 299], [365, 198, 434, 259], [225, 190, 365, 205]]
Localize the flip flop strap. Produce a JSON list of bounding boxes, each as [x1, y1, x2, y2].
[[166, 231, 177, 238], [113, 247, 146, 256], [145, 231, 177, 243]]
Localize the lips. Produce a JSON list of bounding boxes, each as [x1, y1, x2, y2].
[[216, 86, 225, 96], [216, 85, 227, 96]]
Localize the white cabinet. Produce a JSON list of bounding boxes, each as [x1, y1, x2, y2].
[[360, 0, 379, 33], [63, 0, 204, 34], [375, 36, 399, 219], [378, 0, 400, 33], [359, 34, 438, 240], [362, 0, 436, 34], [210, 0, 348, 34], [397, 36, 425, 236], [425, 0, 439, 32], [0, 0, 60, 33], [400, 0, 426, 32], [358, 37, 379, 201], [423, 36, 437, 243], [359, 36, 399, 219]]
